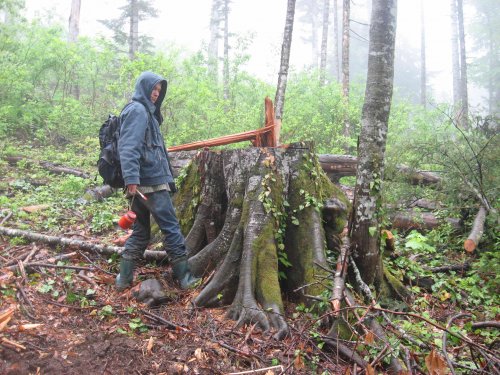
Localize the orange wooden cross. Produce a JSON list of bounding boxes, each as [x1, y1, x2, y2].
[[167, 97, 281, 152]]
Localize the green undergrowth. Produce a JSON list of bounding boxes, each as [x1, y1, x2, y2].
[[0, 141, 128, 239]]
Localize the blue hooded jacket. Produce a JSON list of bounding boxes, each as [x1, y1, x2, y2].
[[118, 71, 174, 187]]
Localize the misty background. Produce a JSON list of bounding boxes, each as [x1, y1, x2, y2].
[[22, 0, 491, 111]]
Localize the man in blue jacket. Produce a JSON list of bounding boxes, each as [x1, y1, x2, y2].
[[115, 71, 199, 291]]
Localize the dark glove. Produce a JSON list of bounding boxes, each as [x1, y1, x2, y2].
[[168, 181, 177, 193]]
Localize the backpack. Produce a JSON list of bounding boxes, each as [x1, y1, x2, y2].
[[97, 114, 123, 188], [97, 102, 134, 188]]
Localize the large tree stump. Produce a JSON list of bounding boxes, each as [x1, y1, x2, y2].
[[173, 143, 349, 339]]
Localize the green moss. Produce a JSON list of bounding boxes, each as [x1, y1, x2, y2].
[[173, 160, 201, 235], [381, 266, 411, 301], [254, 220, 284, 310]]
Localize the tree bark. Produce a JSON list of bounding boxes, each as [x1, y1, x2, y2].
[[341, 0, 351, 139], [319, 0, 330, 86], [68, 0, 81, 43], [350, 0, 397, 287], [68, 0, 81, 100], [274, 0, 296, 121]]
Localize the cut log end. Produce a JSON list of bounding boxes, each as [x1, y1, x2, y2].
[[463, 239, 477, 253]]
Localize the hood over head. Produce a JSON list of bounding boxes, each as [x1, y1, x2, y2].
[[132, 71, 167, 123]]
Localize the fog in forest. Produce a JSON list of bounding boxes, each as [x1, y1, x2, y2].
[[23, 0, 496, 112]]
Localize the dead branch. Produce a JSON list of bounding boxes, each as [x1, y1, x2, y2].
[[0, 226, 167, 261], [472, 321, 500, 330], [443, 313, 472, 375], [3, 156, 90, 179], [330, 237, 350, 315], [464, 206, 487, 252], [427, 263, 471, 273]]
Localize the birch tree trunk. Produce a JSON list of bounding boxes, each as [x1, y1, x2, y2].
[[68, 0, 81, 43], [457, 0, 469, 129], [350, 0, 397, 287], [320, 0, 330, 86], [420, 0, 426, 108], [274, 0, 296, 121], [341, 0, 351, 140], [129, 0, 139, 60]]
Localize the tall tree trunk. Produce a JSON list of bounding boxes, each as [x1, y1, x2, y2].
[[341, 0, 351, 140], [457, 0, 469, 129], [333, 0, 340, 82], [320, 0, 330, 86], [420, 0, 426, 108], [274, 0, 296, 121], [350, 0, 397, 287], [222, 0, 230, 103], [311, 2, 320, 70], [450, 0, 461, 109], [68, 0, 81, 43], [68, 0, 81, 100], [208, 0, 222, 85], [487, 14, 495, 115], [129, 0, 139, 60]]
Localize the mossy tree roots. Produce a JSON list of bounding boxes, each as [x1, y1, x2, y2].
[[172, 143, 348, 340]]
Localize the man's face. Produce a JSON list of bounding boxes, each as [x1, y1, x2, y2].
[[150, 83, 162, 104]]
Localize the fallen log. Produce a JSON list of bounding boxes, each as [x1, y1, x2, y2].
[[390, 211, 462, 232], [0, 227, 167, 261], [464, 206, 487, 253], [3, 156, 90, 179], [317, 155, 441, 185]]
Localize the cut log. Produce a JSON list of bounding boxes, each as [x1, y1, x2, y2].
[[317, 155, 441, 185], [390, 211, 461, 231], [464, 206, 487, 252]]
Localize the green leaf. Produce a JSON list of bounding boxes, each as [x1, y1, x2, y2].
[[368, 226, 377, 237]]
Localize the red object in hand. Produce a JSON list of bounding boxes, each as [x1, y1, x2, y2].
[[118, 211, 136, 230]]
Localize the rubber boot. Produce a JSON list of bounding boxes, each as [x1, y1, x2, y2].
[[171, 257, 201, 290], [115, 258, 134, 291]]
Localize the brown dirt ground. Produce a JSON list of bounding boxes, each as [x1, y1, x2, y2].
[[0, 239, 349, 375]]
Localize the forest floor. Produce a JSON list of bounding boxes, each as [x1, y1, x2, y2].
[[1, 143, 498, 374], [0, 235, 350, 375]]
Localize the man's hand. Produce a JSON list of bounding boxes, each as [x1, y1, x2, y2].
[[127, 184, 138, 195]]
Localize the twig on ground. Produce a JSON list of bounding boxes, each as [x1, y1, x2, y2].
[[226, 365, 284, 374], [443, 313, 472, 375], [140, 309, 189, 332]]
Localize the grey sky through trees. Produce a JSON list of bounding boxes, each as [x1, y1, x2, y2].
[[24, 0, 485, 107]]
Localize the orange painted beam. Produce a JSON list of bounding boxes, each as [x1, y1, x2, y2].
[[167, 97, 280, 152]]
